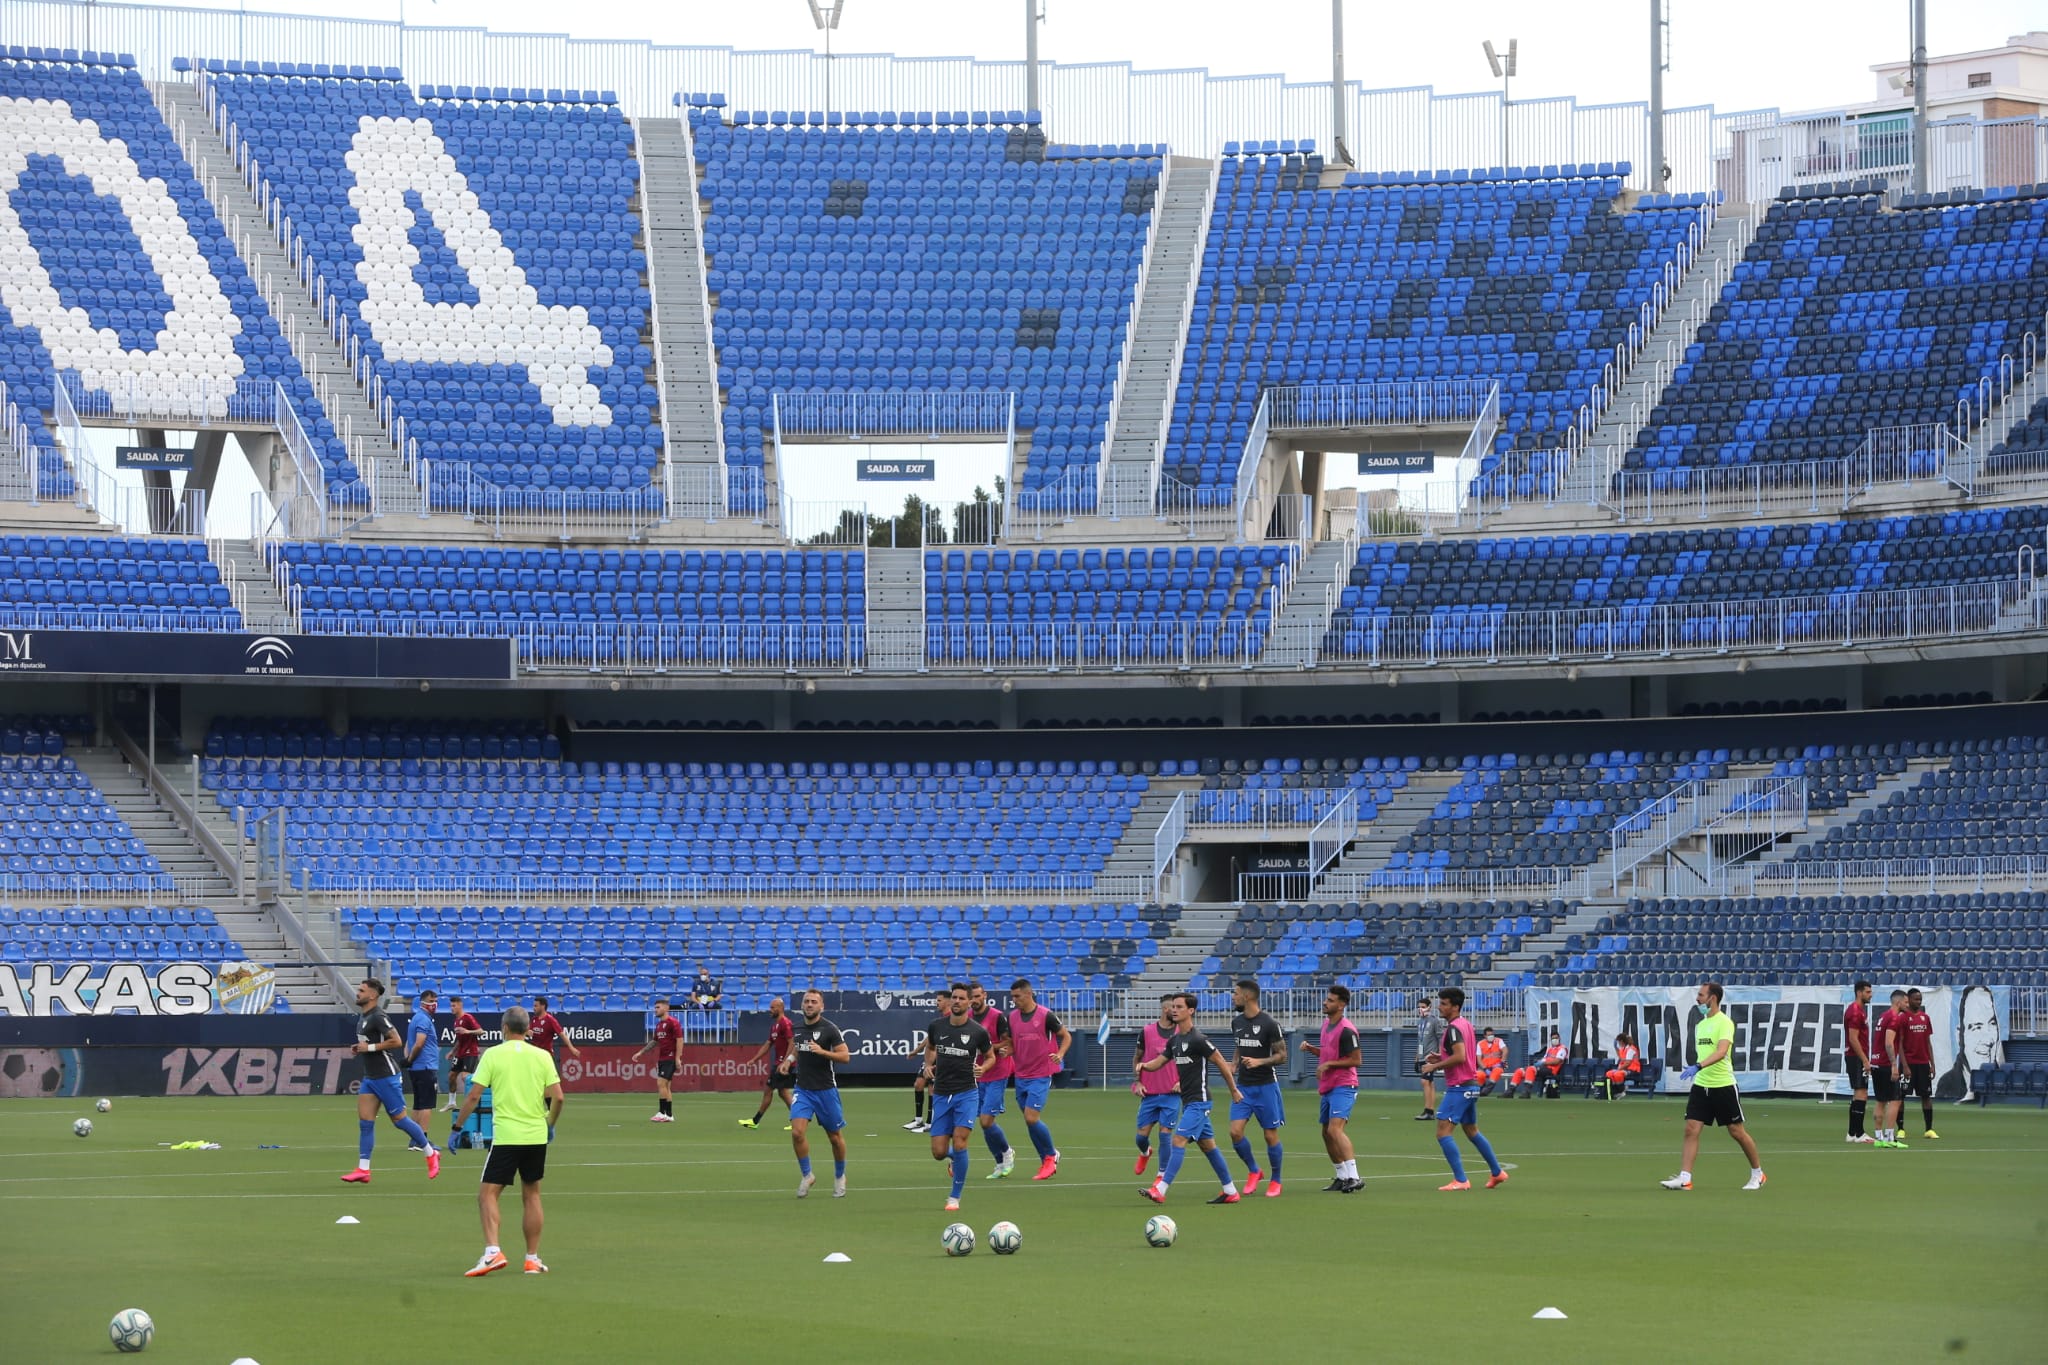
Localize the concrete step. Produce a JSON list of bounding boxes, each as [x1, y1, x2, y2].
[[635, 117, 726, 501], [71, 747, 238, 896]]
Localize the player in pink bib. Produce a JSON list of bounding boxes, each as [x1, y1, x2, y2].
[[1298, 985, 1363, 1192], [1005, 979, 1071, 1181], [1419, 986, 1507, 1191], [968, 982, 1017, 1178], [1133, 994, 1182, 1176]]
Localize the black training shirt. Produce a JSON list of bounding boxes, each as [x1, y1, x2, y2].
[[791, 1016, 845, 1091], [358, 1007, 400, 1080], [927, 1016, 993, 1095], [1232, 1011, 1285, 1086]]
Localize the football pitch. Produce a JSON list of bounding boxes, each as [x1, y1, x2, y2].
[[4, 1089, 2045, 1363]]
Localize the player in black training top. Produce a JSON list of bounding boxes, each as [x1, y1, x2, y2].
[[783, 989, 852, 1199], [922, 983, 995, 1211], [1228, 979, 1288, 1197], [343, 977, 438, 1184], [1138, 993, 1244, 1204]]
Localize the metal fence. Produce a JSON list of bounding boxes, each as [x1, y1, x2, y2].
[[301, 871, 1156, 904], [1270, 379, 1497, 432], [58, 369, 274, 429], [416, 461, 669, 543], [1721, 857, 2048, 899], [1188, 787, 1353, 837], [1076, 985, 1527, 1033], [772, 390, 1014, 441]]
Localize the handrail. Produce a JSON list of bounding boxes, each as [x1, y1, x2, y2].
[[111, 723, 244, 897], [1151, 790, 1189, 904], [1099, 154, 1171, 493]]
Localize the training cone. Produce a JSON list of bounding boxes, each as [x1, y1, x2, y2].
[[822, 1252, 852, 1263], [334, 1215, 360, 1225], [1532, 1307, 1568, 1320]]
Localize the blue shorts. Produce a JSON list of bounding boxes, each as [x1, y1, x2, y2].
[[1172, 1100, 1214, 1143], [1318, 1086, 1358, 1126], [360, 1074, 407, 1117], [931, 1090, 979, 1136], [976, 1078, 1009, 1118], [1014, 1076, 1052, 1113], [1436, 1082, 1480, 1127], [1230, 1084, 1286, 1131], [1136, 1094, 1182, 1131], [790, 1087, 845, 1133]]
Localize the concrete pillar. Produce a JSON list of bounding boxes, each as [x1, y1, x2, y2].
[[1436, 680, 1461, 724], [772, 690, 794, 731], [325, 688, 350, 737], [1842, 666, 1866, 711], [997, 687, 1019, 729], [1631, 672, 1669, 718], [1217, 685, 1244, 728]]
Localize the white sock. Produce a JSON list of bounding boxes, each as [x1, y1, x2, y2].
[[1222, 1182, 1237, 1195], [356, 1158, 371, 1171], [1751, 1168, 1764, 1180], [484, 1244, 500, 1258], [1677, 1170, 1692, 1183]]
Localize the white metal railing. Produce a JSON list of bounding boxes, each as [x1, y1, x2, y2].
[[1152, 790, 1189, 903], [417, 461, 667, 542], [1319, 576, 2041, 668], [1726, 110, 2048, 202], [630, 120, 679, 520], [916, 618, 1272, 671], [1229, 389, 1274, 541], [1348, 382, 1500, 539], [290, 869, 1154, 902], [675, 110, 728, 482], [284, 613, 863, 672], [271, 380, 330, 537], [1601, 774, 1807, 895], [1610, 456, 1857, 523], [57, 370, 274, 429], [1247, 864, 1585, 901], [1956, 306, 2048, 469], [1721, 856, 2048, 898], [1307, 788, 1359, 879], [1189, 787, 1353, 836], [668, 463, 732, 521], [0, 606, 239, 632], [2012, 986, 2048, 1040], [772, 391, 1014, 440], [1006, 464, 1095, 538], [1269, 378, 1499, 432]]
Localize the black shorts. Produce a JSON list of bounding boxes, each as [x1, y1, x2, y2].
[[1906, 1062, 1933, 1099], [1872, 1068, 1899, 1102], [1845, 1056, 1868, 1091], [481, 1142, 547, 1186], [449, 1055, 477, 1078], [767, 1067, 793, 1091], [656, 1060, 677, 1080], [1415, 1059, 1433, 1077], [1684, 1084, 1746, 1127], [407, 1069, 438, 1110]]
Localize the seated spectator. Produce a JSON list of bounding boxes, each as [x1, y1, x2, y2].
[[1510, 1032, 1568, 1098], [689, 968, 723, 1011], [1602, 1032, 1642, 1099], [1475, 1026, 1507, 1095]]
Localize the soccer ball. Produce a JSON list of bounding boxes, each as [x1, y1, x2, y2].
[[1144, 1214, 1178, 1248], [0, 1046, 67, 1097], [73, 1118, 93, 1138], [109, 1308, 154, 1352], [96, 1098, 112, 1113], [941, 1222, 975, 1257], [987, 1220, 1022, 1255]]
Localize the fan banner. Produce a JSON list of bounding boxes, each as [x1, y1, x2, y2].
[[1525, 984, 2009, 1096]]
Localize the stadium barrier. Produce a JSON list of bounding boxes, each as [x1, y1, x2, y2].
[[1720, 856, 2048, 898], [299, 872, 1159, 904]]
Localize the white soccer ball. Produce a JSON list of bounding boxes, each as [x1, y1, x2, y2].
[[987, 1220, 1022, 1255], [73, 1117, 93, 1138], [941, 1221, 975, 1257], [96, 1098, 112, 1113], [1144, 1214, 1178, 1248], [109, 1307, 154, 1352]]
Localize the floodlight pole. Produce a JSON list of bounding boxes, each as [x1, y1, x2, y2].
[[1483, 39, 1517, 167], [1909, 0, 1928, 194], [1330, 0, 1352, 167], [807, 1, 846, 117], [1647, 0, 1668, 188], [1025, 0, 1042, 117]]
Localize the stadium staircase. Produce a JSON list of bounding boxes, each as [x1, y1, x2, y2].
[[1323, 772, 1463, 878], [863, 547, 925, 670], [1466, 897, 1622, 993], [1550, 205, 1760, 514], [1100, 158, 1215, 517], [1262, 536, 1353, 667], [1748, 755, 1953, 863], [1127, 903, 1242, 994], [73, 746, 238, 899], [635, 116, 729, 522], [207, 540, 297, 632], [1101, 772, 1207, 894], [155, 79, 418, 521]]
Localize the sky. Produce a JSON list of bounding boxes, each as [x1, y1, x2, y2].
[[114, 0, 2046, 118]]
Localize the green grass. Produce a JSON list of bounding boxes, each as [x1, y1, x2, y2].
[[5, 1088, 2046, 1362]]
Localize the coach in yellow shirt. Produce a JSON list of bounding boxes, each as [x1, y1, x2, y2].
[[1661, 981, 1766, 1193], [455, 1006, 565, 1276]]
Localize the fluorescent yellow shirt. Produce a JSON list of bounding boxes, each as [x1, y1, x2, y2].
[[470, 1039, 560, 1144], [1694, 1010, 1736, 1088]]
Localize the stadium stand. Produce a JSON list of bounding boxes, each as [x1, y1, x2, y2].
[[1199, 897, 1556, 1004], [1325, 505, 2047, 659], [1620, 185, 2048, 479], [1165, 156, 1709, 502], [343, 899, 1183, 1011], [1551, 892, 2048, 986], [203, 67, 662, 499], [0, 903, 242, 977], [919, 542, 1296, 663], [0, 50, 361, 496], [687, 105, 1154, 506], [272, 540, 865, 664], [0, 715, 168, 892], [200, 720, 1151, 890], [1789, 736, 2048, 862], [0, 534, 239, 630]]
